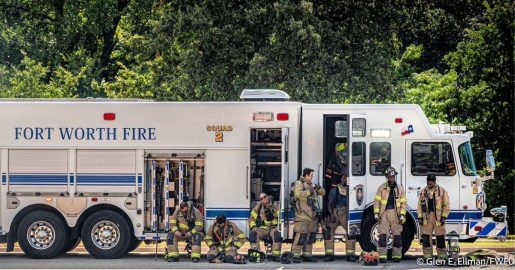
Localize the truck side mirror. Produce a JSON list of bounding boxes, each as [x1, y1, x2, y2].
[[485, 149, 496, 172]]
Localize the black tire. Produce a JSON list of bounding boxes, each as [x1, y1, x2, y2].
[[127, 237, 141, 253], [359, 211, 415, 256], [17, 210, 69, 259], [63, 237, 81, 253], [81, 210, 131, 259], [359, 211, 377, 252]]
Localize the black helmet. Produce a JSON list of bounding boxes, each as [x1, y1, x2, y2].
[[280, 251, 294, 264], [427, 174, 436, 182], [215, 215, 226, 225], [384, 167, 398, 177]]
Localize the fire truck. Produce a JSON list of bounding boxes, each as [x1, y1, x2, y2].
[[0, 89, 506, 259]]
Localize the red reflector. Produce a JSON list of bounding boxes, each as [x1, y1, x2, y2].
[[474, 226, 483, 232], [91, 197, 98, 202], [395, 118, 403, 123], [277, 113, 289, 121], [104, 113, 116, 121]]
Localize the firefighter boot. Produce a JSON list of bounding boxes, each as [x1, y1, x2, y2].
[[323, 255, 335, 262]]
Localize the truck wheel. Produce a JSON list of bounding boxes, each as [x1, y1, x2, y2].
[[17, 210, 69, 259], [359, 211, 414, 255], [63, 237, 81, 253], [81, 210, 131, 259], [128, 237, 141, 253]]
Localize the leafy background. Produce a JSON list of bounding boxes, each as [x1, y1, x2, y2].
[[0, 0, 513, 231]]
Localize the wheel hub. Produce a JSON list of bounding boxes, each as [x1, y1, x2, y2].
[[371, 222, 393, 249], [92, 221, 120, 249], [27, 221, 55, 250]]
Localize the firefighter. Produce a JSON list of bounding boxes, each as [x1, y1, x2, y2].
[[373, 167, 406, 263], [204, 215, 246, 264], [248, 192, 282, 262], [418, 174, 450, 261], [325, 143, 348, 183], [165, 201, 204, 263], [291, 168, 326, 263], [323, 173, 356, 262]]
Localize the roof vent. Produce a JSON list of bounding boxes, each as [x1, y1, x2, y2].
[[240, 89, 290, 101]]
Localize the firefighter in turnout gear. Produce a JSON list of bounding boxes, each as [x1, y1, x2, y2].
[[248, 192, 282, 262], [204, 215, 246, 264], [165, 201, 204, 263], [373, 167, 406, 263], [323, 173, 356, 262], [291, 168, 326, 263], [325, 143, 348, 184], [418, 174, 450, 260]]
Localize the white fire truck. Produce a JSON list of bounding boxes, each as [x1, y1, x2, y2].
[[0, 89, 506, 259]]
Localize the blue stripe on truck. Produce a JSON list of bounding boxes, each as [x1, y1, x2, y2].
[[77, 174, 136, 186], [9, 174, 68, 185]]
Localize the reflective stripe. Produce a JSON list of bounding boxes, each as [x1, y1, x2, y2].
[[169, 252, 179, 258], [392, 256, 401, 259], [251, 211, 258, 218], [171, 226, 178, 233], [272, 250, 281, 255], [206, 241, 213, 246], [400, 210, 406, 215], [374, 208, 380, 214], [195, 222, 203, 226], [442, 213, 449, 218], [381, 199, 387, 205], [399, 198, 406, 202], [375, 195, 382, 200], [191, 252, 201, 258], [250, 222, 256, 228], [234, 242, 243, 248], [179, 224, 188, 229], [237, 234, 246, 238], [170, 220, 177, 224], [379, 255, 387, 259], [191, 229, 197, 234], [436, 221, 442, 226], [326, 249, 334, 254]]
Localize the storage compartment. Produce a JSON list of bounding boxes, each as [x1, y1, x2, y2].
[[250, 129, 282, 208], [143, 152, 204, 232]]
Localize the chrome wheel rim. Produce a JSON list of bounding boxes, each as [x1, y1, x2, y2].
[[371, 222, 393, 249], [91, 220, 120, 250], [27, 221, 55, 250]]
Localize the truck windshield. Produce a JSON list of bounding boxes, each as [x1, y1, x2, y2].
[[458, 142, 477, 176]]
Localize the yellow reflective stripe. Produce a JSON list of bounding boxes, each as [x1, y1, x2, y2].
[[400, 210, 406, 215], [400, 198, 406, 202], [272, 250, 281, 255], [264, 220, 271, 225], [234, 242, 243, 248], [251, 211, 258, 218], [392, 256, 402, 259], [237, 234, 246, 238], [195, 222, 203, 226], [441, 213, 449, 218], [396, 203, 401, 207], [206, 241, 213, 246], [170, 220, 177, 224], [191, 252, 201, 258], [379, 255, 387, 259], [171, 226, 178, 233], [179, 224, 188, 229], [249, 222, 256, 228], [381, 199, 387, 205], [374, 208, 380, 214], [436, 221, 442, 226], [326, 249, 334, 254], [272, 220, 278, 224], [191, 229, 197, 234], [375, 195, 382, 200]]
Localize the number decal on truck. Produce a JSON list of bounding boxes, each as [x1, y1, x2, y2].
[[215, 131, 223, 142]]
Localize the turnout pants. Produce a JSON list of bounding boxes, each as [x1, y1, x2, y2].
[[249, 227, 282, 257], [324, 207, 356, 256], [291, 220, 318, 258], [167, 232, 203, 259], [377, 209, 403, 259], [421, 213, 446, 258]]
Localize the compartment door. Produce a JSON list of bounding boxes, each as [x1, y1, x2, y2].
[[280, 127, 289, 238], [348, 114, 367, 237]]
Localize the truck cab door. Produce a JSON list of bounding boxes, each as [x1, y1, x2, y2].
[[348, 115, 367, 237]]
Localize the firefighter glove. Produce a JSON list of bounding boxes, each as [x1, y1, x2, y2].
[[374, 214, 379, 221], [399, 215, 406, 224]]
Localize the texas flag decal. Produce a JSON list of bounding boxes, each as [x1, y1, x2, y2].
[[401, 125, 414, 136]]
